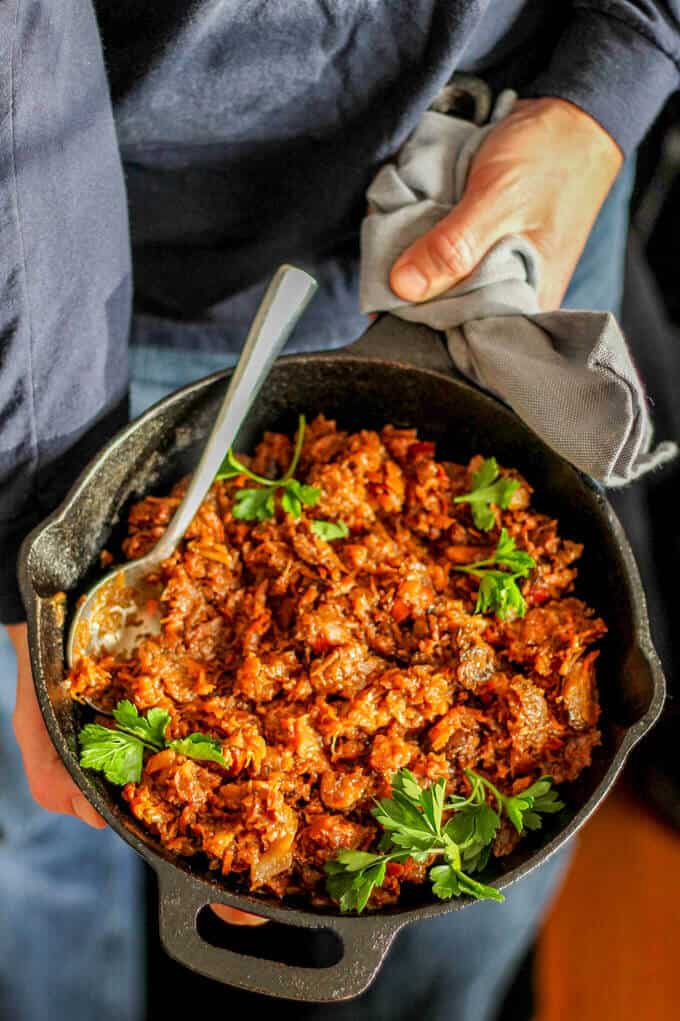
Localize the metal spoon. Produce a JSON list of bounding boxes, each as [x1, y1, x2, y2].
[[66, 264, 318, 688]]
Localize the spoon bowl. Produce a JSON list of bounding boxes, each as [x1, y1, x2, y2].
[[68, 558, 162, 662]]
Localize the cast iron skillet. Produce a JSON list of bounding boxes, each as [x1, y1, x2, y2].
[[18, 315, 665, 1002]]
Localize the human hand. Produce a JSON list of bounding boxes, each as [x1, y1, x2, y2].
[[10, 622, 105, 827], [389, 97, 623, 311], [210, 905, 268, 926]]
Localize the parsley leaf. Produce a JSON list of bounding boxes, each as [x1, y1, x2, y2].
[[311, 519, 349, 541], [299, 485, 322, 505], [325, 853, 388, 913], [330, 849, 382, 872], [429, 862, 504, 902], [475, 571, 527, 619], [280, 486, 301, 518], [494, 529, 536, 574], [419, 774, 446, 833], [232, 487, 276, 521], [391, 768, 423, 802], [454, 458, 520, 530], [453, 528, 536, 620], [456, 872, 505, 902], [168, 733, 230, 768], [280, 479, 321, 519], [429, 862, 461, 899], [443, 798, 500, 874], [325, 768, 563, 913], [79, 724, 146, 785], [112, 700, 169, 746], [503, 777, 565, 834]]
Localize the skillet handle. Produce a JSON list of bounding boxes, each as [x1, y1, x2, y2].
[[155, 864, 403, 1002], [344, 313, 458, 376]]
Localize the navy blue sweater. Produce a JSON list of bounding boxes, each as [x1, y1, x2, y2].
[[1, 1, 679, 621]]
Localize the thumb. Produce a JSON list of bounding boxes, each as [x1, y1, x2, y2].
[[389, 188, 511, 303]]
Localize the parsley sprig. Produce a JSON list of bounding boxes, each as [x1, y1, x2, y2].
[[453, 528, 536, 619], [216, 413, 321, 520], [454, 769, 564, 835], [79, 700, 230, 785], [454, 457, 519, 530], [325, 768, 563, 913], [215, 414, 347, 539]]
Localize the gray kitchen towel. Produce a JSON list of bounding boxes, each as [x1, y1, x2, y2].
[[360, 90, 677, 486]]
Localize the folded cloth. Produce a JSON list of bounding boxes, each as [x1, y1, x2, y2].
[[360, 89, 677, 487]]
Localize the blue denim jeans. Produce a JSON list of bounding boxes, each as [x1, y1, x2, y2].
[[0, 633, 145, 1021], [0, 159, 634, 1021]]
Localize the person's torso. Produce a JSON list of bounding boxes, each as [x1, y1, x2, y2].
[[93, 0, 558, 345]]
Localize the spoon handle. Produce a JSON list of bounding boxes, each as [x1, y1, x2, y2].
[[154, 264, 317, 559]]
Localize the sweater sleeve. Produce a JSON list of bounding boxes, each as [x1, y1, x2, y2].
[[523, 2, 680, 154], [0, 0, 131, 623]]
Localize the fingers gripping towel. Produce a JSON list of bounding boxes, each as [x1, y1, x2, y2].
[[359, 89, 677, 486]]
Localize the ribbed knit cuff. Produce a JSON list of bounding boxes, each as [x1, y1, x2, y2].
[[523, 10, 679, 155]]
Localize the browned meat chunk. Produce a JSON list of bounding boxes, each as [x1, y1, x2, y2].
[[507, 676, 554, 772], [562, 650, 600, 730], [456, 628, 497, 690]]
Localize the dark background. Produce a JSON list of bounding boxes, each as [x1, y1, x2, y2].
[[144, 94, 680, 1021]]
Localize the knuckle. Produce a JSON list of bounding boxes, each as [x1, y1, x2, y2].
[[427, 229, 475, 279], [27, 777, 54, 813], [11, 707, 66, 815], [26, 758, 69, 815]]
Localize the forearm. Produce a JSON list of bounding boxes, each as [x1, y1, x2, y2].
[[0, 0, 132, 622]]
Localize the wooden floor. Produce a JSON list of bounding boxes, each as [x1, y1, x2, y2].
[[534, 782, 680, 1021]]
